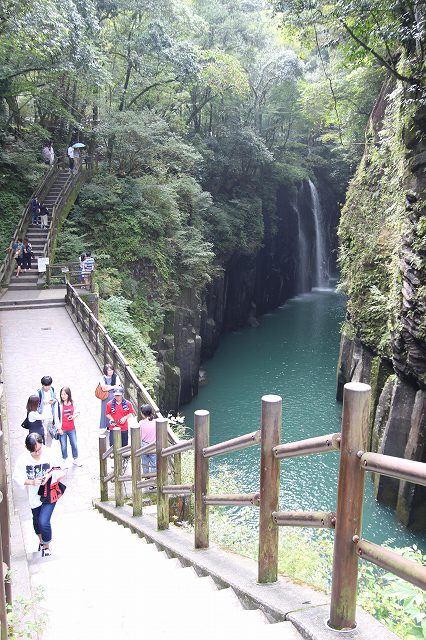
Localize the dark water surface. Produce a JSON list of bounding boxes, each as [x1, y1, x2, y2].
[[183, 288, 426, 553]]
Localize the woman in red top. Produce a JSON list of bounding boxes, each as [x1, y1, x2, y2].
[[58, 387, 82, 468], [105, 387, 135, 447]]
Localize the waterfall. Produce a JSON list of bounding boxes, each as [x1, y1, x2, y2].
[[294, 185, 310, 292], [308, 180, 328, 287]]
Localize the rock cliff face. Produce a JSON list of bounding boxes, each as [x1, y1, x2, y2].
[[337, 85, 426, 530], [157, 177, 339, 411]]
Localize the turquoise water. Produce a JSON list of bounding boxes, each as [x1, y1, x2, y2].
[[182, 288, 426, 553]]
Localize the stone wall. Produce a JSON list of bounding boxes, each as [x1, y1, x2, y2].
[[336, 334, 426, 529]]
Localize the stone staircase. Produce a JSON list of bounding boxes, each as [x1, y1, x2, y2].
[[30, 509, 303, 640], [0, 169, 70, 310]]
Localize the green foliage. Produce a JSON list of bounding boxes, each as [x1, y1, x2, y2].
[[7, 585, 47, 639], [54, 220, 87, 262], [0, 191, 23, 254], [100, 295, 159, 392], [338, 85, 407, 354], [358, 546, 426, 639], [272, 0, 426, 91]]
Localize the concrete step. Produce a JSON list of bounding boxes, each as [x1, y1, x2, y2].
[[0, 296, 65, 308], [10, 275, 38, 282], [27, 509, 304, 640], [0, 302, 66, 311], [7, 282, 39, 290]]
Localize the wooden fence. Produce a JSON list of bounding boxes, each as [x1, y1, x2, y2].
[[98, 382, 426, 632]]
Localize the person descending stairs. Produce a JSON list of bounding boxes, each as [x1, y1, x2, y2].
[[8, 169, 70, 293], [0, 167, 77, 311]]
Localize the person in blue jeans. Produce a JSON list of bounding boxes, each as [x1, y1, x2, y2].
[[13, 433, 62, 557], [139, 404, 157, 473], [31, 196, 39, 225], [37, 375, 60, 434], [58, 386, 82, 467]]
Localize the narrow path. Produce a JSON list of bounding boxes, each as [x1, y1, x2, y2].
[[1, 305, 103, 548], [1, 307, 307, 640]]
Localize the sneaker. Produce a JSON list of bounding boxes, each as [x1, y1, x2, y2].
[[73, 458, 82, 466], [62, 458, 70, 468], [42, 548, 51, 557]]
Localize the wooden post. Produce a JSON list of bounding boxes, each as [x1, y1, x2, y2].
[[113, 427, 124, 507], [131, 423, 142, 517], [258, 395, 281, 583], [0, 432, 11, 605], [94, 324, 99, 354], [156, 418, 169, 530], [99, 434, 108, 502], [174, 452, 182, 485], [194, 410, 209, 549], [329, 382, 370, 630], [103, 334, 108, 367]]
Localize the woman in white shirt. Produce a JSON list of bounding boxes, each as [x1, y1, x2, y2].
[[13, 433, 62, 557]]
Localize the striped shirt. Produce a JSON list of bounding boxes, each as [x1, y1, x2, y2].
[[83, 257, 95, 272]]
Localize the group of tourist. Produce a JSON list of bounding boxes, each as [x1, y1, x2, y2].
[[13, 375, 82, 558], [13, 366, 158, 559], [78, 251, 95, 286], [31, 196, 50, 228], [67, 143, 84, 173], [9, 237, 34, 277], [98, 363, 157, 472], [41, 141, 55, 166]]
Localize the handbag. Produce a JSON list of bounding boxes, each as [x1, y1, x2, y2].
[[21, 416, 29, 429], [95, 383, 108, 401], [38, 477, 66, 504], [48, 422, 60, 440]]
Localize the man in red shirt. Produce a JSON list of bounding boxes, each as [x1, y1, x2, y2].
[[105, 387, 135, 447]]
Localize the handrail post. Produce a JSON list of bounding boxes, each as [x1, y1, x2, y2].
[[156, 418, 169, 530], [113, 428, 124, 507], [194, 410, 209, 549], [329, 382, 371, 630], [131, 423, 142, 517], [0, 432, 11, 605], [258, 394, 281, 583], [99, 434, 108, 502]]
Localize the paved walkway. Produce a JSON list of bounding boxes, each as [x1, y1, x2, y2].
[[0, 305, 106, 624]]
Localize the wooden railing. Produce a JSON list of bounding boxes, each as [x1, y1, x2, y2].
[[46, 262, 93, 291], [98, 382, 426, 631], [65, 282, 167, 419], [0, 162, 58, 286]]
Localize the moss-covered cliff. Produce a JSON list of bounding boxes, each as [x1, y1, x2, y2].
[[337, 80, 426, 530]]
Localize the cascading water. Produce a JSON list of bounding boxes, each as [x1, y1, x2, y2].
[[308, 180, 328, 287], [295, 184, 310, 292]]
